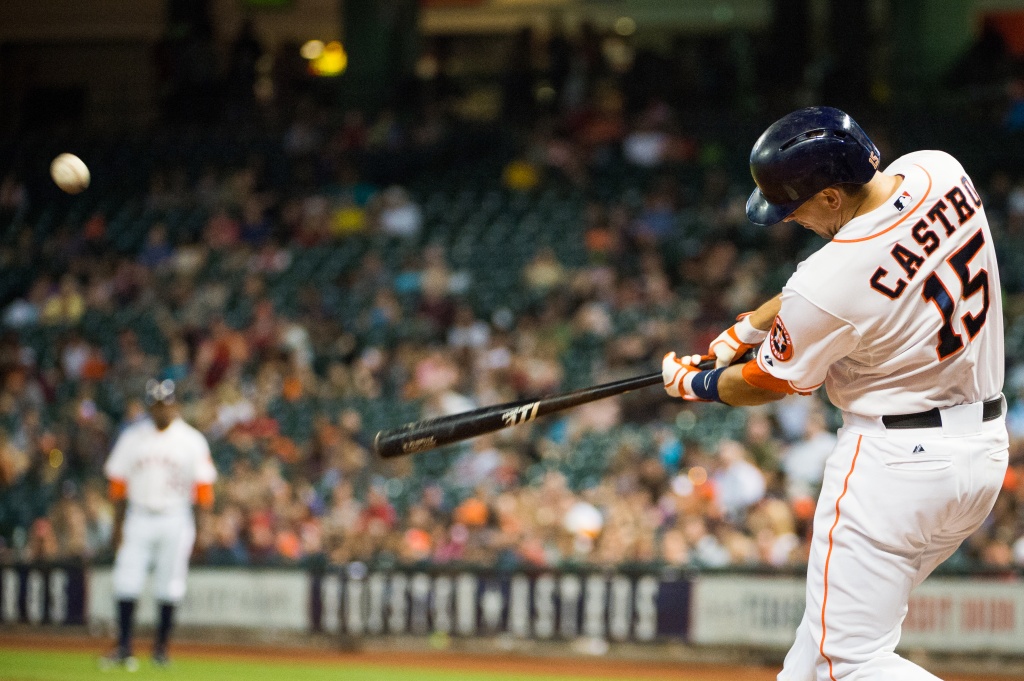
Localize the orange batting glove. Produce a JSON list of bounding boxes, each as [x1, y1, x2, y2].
[[662, 352, 708, 401], [709, 313, 768, 369]]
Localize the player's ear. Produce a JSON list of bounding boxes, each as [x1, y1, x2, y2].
[[821, 187, 842, 211]]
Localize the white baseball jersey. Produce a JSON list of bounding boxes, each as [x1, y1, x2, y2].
[[756, 150, 1003, 415], [104, 418, 217, 513], [758, 149, 1011, 680]]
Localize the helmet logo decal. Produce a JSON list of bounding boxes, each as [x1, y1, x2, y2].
[[869, 150, 880, 168], [769, 316, 794, 362]]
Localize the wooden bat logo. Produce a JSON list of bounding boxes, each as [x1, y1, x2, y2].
[[502, 401, 540, 427], [401, 436, 438, 454]]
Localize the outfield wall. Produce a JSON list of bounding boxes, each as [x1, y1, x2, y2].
[[2, 564, 1023, 655]]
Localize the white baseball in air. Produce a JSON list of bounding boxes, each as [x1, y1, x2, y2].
[[50, 153, 90, 194]]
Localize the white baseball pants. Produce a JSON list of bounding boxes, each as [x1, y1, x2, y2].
[[112, 507, 196, 604], [779, 400, 1008, 681]]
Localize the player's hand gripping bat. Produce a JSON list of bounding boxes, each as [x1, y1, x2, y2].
[[374, 353, 749, 459]]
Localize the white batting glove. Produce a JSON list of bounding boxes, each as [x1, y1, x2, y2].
[[709, 314, 768, 368], [662, 352, 706, 401]]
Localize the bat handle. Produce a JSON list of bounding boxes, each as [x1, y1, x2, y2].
[[695, 354, 718, 370]]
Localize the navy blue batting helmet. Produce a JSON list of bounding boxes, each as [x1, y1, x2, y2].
[[746, 106, 880, 226]]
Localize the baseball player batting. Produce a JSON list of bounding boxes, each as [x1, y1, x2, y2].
[[663, 107, 1007, 681], [100, 379, 217, 669]]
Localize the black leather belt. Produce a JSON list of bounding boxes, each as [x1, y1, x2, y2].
[[881, 397, 1002, 429]]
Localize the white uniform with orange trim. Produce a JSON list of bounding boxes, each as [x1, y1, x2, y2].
[[758, 151, 1009, 681], [104, 417, 216, 604]]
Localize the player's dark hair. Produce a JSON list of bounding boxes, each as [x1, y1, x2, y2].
[[834, 182, 870, 198]]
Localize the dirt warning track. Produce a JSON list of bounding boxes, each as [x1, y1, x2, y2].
[[1, 631, 1019, 681]]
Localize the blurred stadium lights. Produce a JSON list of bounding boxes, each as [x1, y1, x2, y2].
[[535, 83, 556, 102], [602, 36, 634, 72], [415, 53, 440, 80], [613, 16, 636, 36], [305, 40, 348, 77], [300, 39, 325, 60]]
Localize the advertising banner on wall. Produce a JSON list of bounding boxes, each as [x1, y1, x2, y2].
[[4, 561, 1017, 656], [0, 563, 86, 626], [88, 567, 308, 631], [690, 574, 1024, 654], [690, 575, 804, 648], [309, 567, 688, 642], [901, 580, 1024, 653]]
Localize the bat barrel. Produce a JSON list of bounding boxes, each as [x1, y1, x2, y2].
[[373, 371, 664, 459], [371, 351, 740, 459]]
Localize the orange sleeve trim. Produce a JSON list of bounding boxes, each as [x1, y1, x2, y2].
[[741, 360, 801, 395], [194, 482, 215, 509], [108, 479, 127, 501]]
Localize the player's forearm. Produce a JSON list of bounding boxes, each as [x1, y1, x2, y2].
[[111, 500, 126, 548], [193, 507, 211, 556], [718, 363, 787, 406], [748, 294, 782, 331]]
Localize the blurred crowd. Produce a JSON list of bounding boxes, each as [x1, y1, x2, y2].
[[1, 21, 1024, 575]]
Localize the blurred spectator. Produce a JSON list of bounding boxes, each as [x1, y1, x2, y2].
[[780, 410, 835, 500], [240, 197, 274, 246], [712, 440, 766, 522], [377, 186, 423, 239], [623, 118, 670, 168], [502, 159, 541, 192], [1, 60, 1023, 575], [0, 173, 27, 220], [204, 210, 241, 250], [41, 274, 85, 326], [25, 517, 59, 562], [1008, 176, 1024, 235], [331, 196, 368, 237], [3, 277, 49, 328], [683, 516, 730, 567], [0, 430, 29, 486], [447, 303, 490, 352], [138, 224, 174, 269], [60, 331, 92, 381], [523, 247, 567, 296], [83, 484, 113, 557], [630, 181, 678, 245]]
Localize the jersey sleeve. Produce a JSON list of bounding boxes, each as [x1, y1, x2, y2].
[[754, 290, 861, 392], [193, 433, 218, 484], [103, 430, 132, 481]]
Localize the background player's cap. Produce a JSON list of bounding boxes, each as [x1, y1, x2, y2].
[[746, 106, 881, 226], [144, 378, 176, 405]]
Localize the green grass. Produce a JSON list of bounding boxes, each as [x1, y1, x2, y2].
[[0, 649, 587, 681]]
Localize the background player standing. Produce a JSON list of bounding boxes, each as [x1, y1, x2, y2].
[[101, 378, 217, 669], [663, 107, 1008, 680]]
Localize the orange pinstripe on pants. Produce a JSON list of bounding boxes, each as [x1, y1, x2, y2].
[[819, 434, 862, 681]]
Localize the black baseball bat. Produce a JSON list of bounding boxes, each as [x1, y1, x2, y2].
[[374, 353, 740, 459]]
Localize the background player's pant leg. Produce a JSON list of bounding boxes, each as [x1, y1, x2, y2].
[[792, 425, 1006, 681], [154, 602, 176, 656], [112, 512, 155, 600], [152, 511, 196, 603], [115, 599, 136, 654]]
